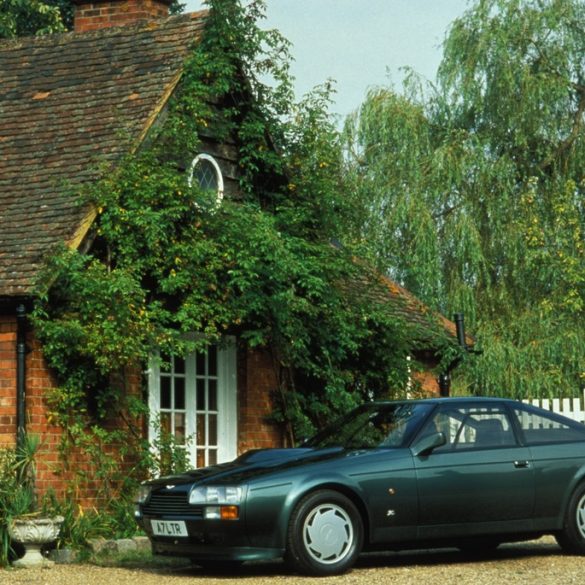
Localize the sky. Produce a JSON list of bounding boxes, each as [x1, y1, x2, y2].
[[184, 0, 471, 120]]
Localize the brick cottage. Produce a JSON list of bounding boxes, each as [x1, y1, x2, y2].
[[0, 0, 470, 502]]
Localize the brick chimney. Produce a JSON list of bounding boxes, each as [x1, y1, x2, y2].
[[73, 0, 172, 32]]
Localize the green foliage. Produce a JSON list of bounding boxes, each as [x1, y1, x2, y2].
[[148, 416, 193, 477], [0, 435, 41, 566], [344, 0, 585, 398], [0, 0, 185, 38], [42, 492, 139, 551], [31, 0, 422, 474], [12, 433, 41, 514], [0, 0, 66, 38], [0, 448, 18, 566]]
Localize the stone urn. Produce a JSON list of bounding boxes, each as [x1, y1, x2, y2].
[[8, 515, 64, 568]]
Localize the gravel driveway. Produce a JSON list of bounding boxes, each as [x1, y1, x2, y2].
[[3, 537, 585, 585]]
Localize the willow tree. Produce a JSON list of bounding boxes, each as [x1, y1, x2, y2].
[[344, 0, 585, 398]]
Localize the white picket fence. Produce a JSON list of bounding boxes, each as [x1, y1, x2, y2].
[[522, 389, 585, 424]]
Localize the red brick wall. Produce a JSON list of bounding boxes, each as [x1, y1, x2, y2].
[[237, 346, 285, 453], [0, 315, 17, 448], [0, 315, 144, 504], [413, 370, 442, 396], [25, 333, 66, 498], [0, 315, 67, 495], [28, 358, 145, 503], [74, 0, 170, 32]]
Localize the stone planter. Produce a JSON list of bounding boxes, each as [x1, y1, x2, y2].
[[8, 515, 64, 568]]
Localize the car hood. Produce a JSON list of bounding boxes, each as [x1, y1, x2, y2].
[[147, 446, 377, 488]]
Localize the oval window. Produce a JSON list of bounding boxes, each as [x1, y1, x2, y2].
[[188, 153, 224, 206]]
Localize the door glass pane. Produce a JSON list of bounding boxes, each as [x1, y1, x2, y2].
[[197, 414, 206, 445], [174, 413, 186, 444], [161, 412, 171, 434], [208, 450, 217, 466], [208, 414, 217, 445], [196, 350, 206, 375], [175, 377, 185, 409], [174, 356, 185, 374], [196, 379, 206, 410], [160, 377, 171, 409], [208, 379, 217, 411]]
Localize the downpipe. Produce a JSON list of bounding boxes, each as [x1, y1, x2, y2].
[[438, 313, 470, 397], [16, 303, 27, 449]]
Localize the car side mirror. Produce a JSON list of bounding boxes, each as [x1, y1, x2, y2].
[[412, 431, 446, 457]]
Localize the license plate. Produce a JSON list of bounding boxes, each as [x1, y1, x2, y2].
[[151, 519, 188, 537]]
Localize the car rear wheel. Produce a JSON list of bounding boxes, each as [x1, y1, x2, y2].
[[286, 490, 363, 576], [556, 483, 585, 554]]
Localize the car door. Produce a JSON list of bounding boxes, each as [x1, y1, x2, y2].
[[412, 403, 535, 539], [511, 403, 585, 529]]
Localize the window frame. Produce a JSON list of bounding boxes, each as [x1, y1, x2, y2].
[[148, 338, 237, 468], [188, 153, 225, 206]]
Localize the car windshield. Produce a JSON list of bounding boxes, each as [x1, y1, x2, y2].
[[303, 402, 433, 450]]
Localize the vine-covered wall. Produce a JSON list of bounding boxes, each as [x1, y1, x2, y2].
[[0, 1, 456, 506]]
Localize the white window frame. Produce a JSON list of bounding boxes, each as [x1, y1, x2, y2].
[[148, 337, 237, 468], [188, 153, 225, 207]]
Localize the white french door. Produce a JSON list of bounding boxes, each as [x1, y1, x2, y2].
[[148, 340, 237, 468]]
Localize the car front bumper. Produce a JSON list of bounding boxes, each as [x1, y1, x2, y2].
[[138, 514, 284, 562], [152, 539, 284, 561]]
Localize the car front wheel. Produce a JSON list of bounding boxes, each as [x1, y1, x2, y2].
[[556, 483, 585, 554], [286, 490, 363, 576]]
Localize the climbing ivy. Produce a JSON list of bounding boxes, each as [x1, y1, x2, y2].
[[32, 0, 449, 465]]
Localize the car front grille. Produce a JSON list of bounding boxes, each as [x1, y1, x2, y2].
[[143, 491, 203, 518]]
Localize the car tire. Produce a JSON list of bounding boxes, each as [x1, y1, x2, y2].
[[556, 483, 585, 554], [285, 489, 363, 576]]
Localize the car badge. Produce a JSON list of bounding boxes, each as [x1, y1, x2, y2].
[[166, 484, 176, 490]]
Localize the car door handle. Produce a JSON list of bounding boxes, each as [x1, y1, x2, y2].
[[514, 460, 530, 469]]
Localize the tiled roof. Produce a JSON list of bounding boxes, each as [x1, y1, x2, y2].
[[0, 12, 206, 297], [347, 263, 472, 348], [377, 273, 474, 347]]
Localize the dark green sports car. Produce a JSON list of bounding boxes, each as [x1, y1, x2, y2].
[[135, 397, 585, 575]]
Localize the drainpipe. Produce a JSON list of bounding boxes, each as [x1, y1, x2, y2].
[[16, 303, 27, 449], [438, 313, 469, 397], [454, 313, 468, 350]]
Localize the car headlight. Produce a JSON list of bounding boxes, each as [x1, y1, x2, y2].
[[189, 485, 244, 520], [189, 485, 243, 505], [136, 484, 152, 505]]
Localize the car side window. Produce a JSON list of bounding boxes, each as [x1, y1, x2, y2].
[[512, 405, 585, 445], [416, 405, 517, 452]]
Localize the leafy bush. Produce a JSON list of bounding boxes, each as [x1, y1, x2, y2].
[[0, 447, 18, 566]]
